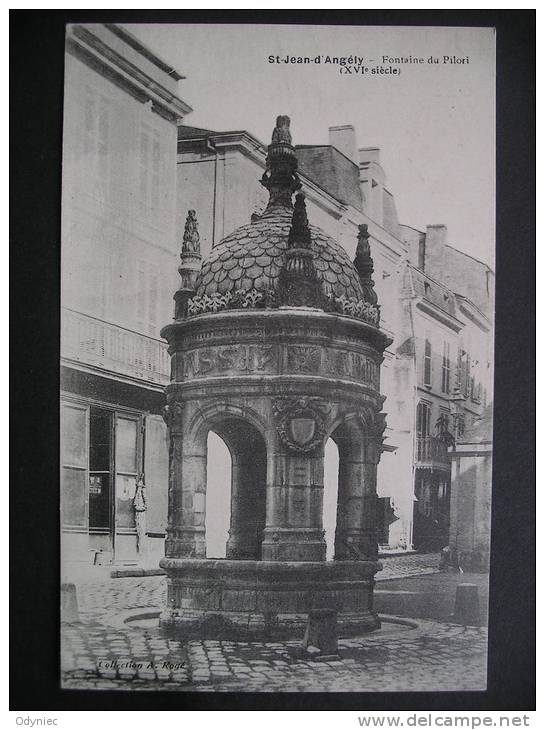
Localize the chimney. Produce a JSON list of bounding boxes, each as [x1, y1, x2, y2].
[[359, 147, 381, 166], [424, 224, 447, 274], [359, 147, 385, 223], [328, 125, 358, 164]]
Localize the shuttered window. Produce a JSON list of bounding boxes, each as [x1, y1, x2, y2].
[[441, 341, 451, 393], [416, 401, 432, 438], [423, 338, 432, 387]]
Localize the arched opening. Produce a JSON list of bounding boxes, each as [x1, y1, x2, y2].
[[205, 417, 267, 561], [329, 417, 377, 561], [205, 432, 232, 558], [323, 438, 340, 561]]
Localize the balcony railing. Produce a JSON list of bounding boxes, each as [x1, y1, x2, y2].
[[416, 436, 450, 470], [61, 308, 169, 386]]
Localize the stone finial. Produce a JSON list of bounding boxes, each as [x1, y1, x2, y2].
[[175, 210, 202, 318], [354, 224, 378, 306], [278, 194, 324, 308], [260, 114, 301, 211], [288, 192, 312, 248], [181, 209, 200, 256]]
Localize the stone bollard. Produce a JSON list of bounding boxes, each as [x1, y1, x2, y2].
[[61, 582, 79, 623], [302, 608, 340, 661], [452, 583, 480, 625]]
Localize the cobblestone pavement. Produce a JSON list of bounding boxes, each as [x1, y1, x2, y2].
[[61, 552, 488, 692]]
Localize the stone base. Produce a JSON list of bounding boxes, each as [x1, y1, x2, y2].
[[159, 558, 381, 640]]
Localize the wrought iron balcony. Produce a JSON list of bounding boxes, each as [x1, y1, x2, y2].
[[415, 436, 450, 471], [61, 308, 169, 386]]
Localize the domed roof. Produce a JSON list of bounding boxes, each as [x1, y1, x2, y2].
[[195, 208, 364, 301], [180, 115, 379, 326]]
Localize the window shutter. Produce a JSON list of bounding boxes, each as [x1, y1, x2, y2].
[[144, 414, 169, 535]]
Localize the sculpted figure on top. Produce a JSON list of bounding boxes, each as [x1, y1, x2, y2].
[[271, 115, 293, 145], [181, 209, 200, 255]]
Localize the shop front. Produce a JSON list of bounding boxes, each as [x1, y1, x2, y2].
[[61, 367, 169, 567]]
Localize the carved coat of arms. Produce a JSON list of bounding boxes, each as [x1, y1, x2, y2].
[[273, 397, 329, 454]]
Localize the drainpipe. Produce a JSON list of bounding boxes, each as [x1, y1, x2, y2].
[[405, 275, 419, 552]]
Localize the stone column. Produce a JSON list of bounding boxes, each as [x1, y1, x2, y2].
[[163, 397, 207, 559], [226, 449, 267, 560], [261, 451, 326, 562], [334, 437, 380, 561]]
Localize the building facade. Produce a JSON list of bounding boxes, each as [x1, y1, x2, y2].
[[400, 224, 494, 549], [60, 24, 191, 568]]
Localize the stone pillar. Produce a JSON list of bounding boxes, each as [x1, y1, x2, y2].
[[163, 397, 207, 559], [226, 450, 267, 560], [262, 451, 326, 562], [335, 437, 380, 561]]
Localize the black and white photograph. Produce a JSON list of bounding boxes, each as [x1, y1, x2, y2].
[[56, 20, 499, 695]]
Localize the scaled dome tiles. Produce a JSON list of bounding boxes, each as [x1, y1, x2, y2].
[[195, 210, 364, 302]]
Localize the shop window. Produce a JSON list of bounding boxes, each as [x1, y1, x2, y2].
[[61, 402, 142, 535], [61, 403, 88, 529], [115, 415, 140, 530], [89, 408, 112, 531]]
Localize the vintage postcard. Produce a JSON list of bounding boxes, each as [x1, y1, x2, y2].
[[60, 22, 495, 693]]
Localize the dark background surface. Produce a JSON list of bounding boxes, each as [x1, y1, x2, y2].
[[10, 9, 535, 711]]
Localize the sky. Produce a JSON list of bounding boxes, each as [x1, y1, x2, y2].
[[127, 23, 496, 268]]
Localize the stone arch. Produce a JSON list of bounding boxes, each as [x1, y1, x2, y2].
[[324, 406, 375, 444], [188, 401, 269, 447], [328, 413, 377, 561], [186, 404, 268, 561]]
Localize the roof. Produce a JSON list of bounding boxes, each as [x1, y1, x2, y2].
[[110, 24, 185, 80], [177, 124, 220, 139], [195, 207, 364, 302], [445, 244, 493, 273], [410, 266, 457, 317]]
